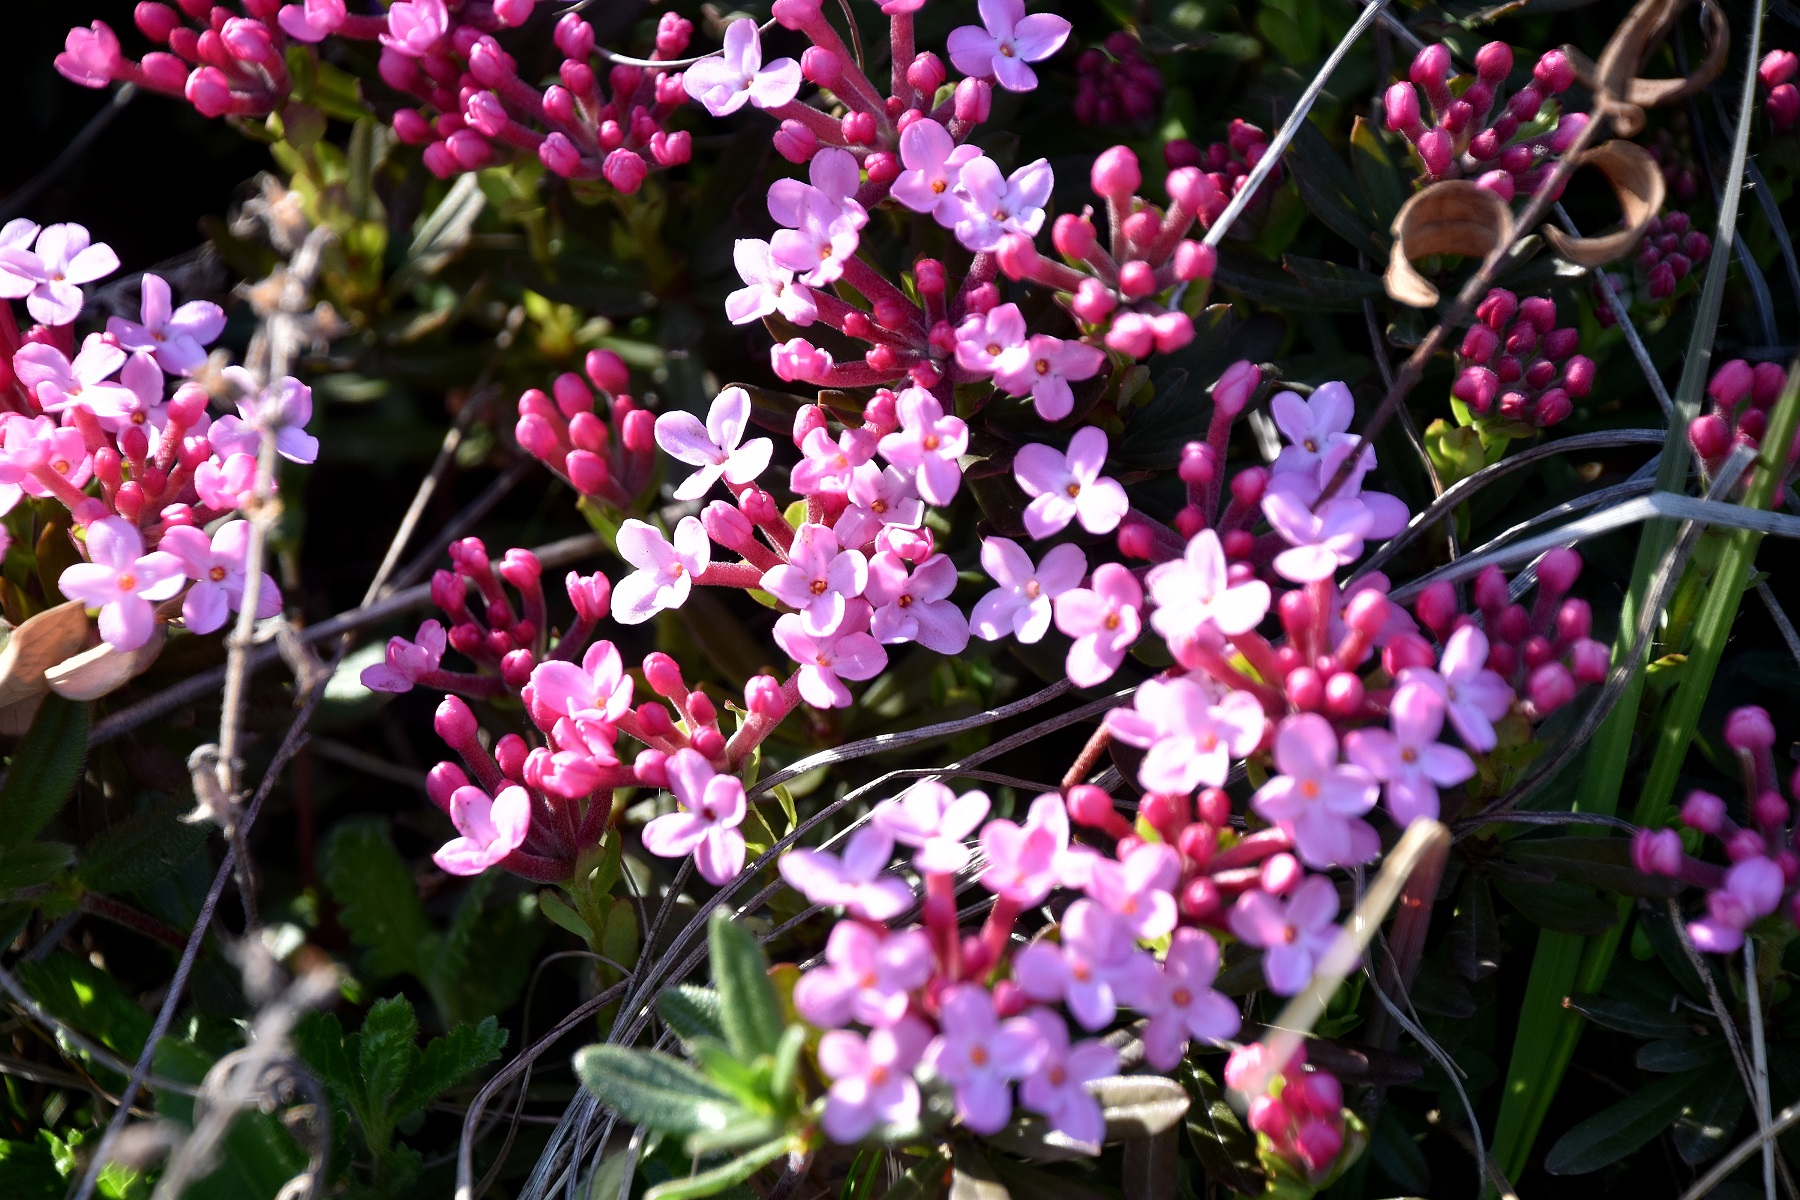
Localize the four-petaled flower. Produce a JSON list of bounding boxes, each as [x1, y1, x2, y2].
[[11, 335, 137, 417], [979, 793, 1070, 906], [873, 781, 991, 874], [1343, 681, 1476, 824], [1147, 529, 1272, 645], [681, 17, 801, 116], [1014, 900, 1153, 1030], [726, 238, 817, 327], [1251, 714, 1380, 869], [360, 619, 448, 694], [1052, 563, 1142, 686], [57, 517, 185, 651], [106, 273, 226, 375], [819, 1017, 931, 1143], [655, 386, 773, 501], [209, 369, 320, 464], [892, 119, 983, 225], [924, 984, 1046, 1134], [641, 748, 749, 884], [1269, 382, 1356, 478], [433, 783, 530, 875], [1398, 626, 1515, 753], [0, 221, 120, 326], [1106, 678, 1266, 795], [780, 825, 914, 920], [795, 921, 934, 1028], [762, 523, 868, 636], [1018, 1008, 1118, 1147], [158, 519, 283, 636], [972, 538, 1086, 644], [1014, 427, 1128, 540], [774, 607, 888, 708], [878, 388, 969, 506], [953, 156, 1055, 252], [865, 551, 969, 653], [1136, 927, 1241, 1070], [947, 0, 1074, 92], [612, 517, 710, 624], [1261, 493, 1374, 584], [1228, 874, 1343, 995], [995, 335, 1108, 422]]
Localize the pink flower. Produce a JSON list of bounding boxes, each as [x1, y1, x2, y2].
[[725, 238, 817, 326], [612, 517, 709, 624], [157, 520, 282, 636], [779, 825, 914, 921], [57, 517, 185, 651], [770, 190, 862, 288], [972, 538, 1086, 644], [0, 222, 119, 326], [1106, 679, 1264, 795], [278, 0, 348, 43], [954, 304, 1029, 377], [655, 386, 773, 501], [878, 388, 969, 506], [1018, 1008, 1118, 1147], [946, 0, 1074, 92], [892, 119, 982, 224], [872, 781, 991, 873], [794, 922, 933, 1028], [1269, 383, 1355, 479], [994, 335, 1107, 422], [762, 523, 868, 636], [1146, 529, 1271, 644], [774, 607, 888, 708], [682, 17, 802, 116], [527, 640, 634, 733], [835, 464, 925, 547], [865, 552, 968, 652], [105, 274, 225, 376], [924, 985, 1047, 1134], [952, 156, 1054, 252], [194, 453, 257, 511], [768, 148, 868, 230], [1137, 928, 1240, 1070], [979, 793, 1069, 905], [1690, 857, 1785, 952], [1250, 714, 1380, 869], [819, 1017, 931, 1143], [54, 23, 124, 87], [209, 370, 319, 464], [1262, 494, 1374, 583], [379, 0, 447, 56], [1343, 682, 1475, 825], [11, 335, 136, 418], [1014, 900, 1154, 1030], [1229, 875, 1342, 995], [641, 748, 748, 884], [1399, 626, 1515, 753], [433, 783, 530, 875], [360, 619, 448, 694], [1014, 428, 1128, 540], [792, 426, 878, 497], [1053, 563, 1142, 686], [1085, 842, 1181, 939]]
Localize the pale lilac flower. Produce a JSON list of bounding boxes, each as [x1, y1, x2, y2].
[[1250, 714, 1380, 869], [1015, 900, 1153, 1030], [792, 426, 878, 497], [11, 335, 136, 418], [770, 190, 862, 288], [979, 793, 1070, 906], [725, 238, 817, 326], [1343, 682, 1475, 825], [762, 523, 868, 636], [1018, 1008, 1118, 1147], [995, 335, 1108, 422], [891, 119, 982, 224], [278, 0, 347, 43], [641, 748, 748, 884], [433, 784, 529, 875], [819, 1017, 931, 1143], [1147, 529, 1271, 643], [1053, 563, 1142, 686], [527, 640, 634, 727], [878, 388, 969, 506], [0, 222, 119, 326], [1399, 626, 1515, 753], [794, 922, 933, 1028], [378, 0, 447, 55], [57, 517, 185, 651], [1261, 493, 1373, 584], [105, 274, 226, 375], [1136, 928, 1240, 1070], [953, 157, 1054, 252], [1228, 875, 1342, 995], [194, 453, 257, 511], [1106, 679, 1265, 795], [774, 607, 888, 708], [1015, 427, 1128, 539], [946, 0, 1074, 92], [1085, 842, 1180, 939], [835, 464, 925, 547], [972, 538, 1086, 644], [655, 386, 773, 501], [1689, 857, 1785, 953], [768, 148, 868, 230], [1269, 383, 1355, 478], [954, 304, 1029, 377], [1265, 440, 1410, 539], [360, 619, 448, 693], [681, 17, 802, 115], [872, 781, 990, 874], [612, 517, 709, 624], [157, 520, 282, 636], [924, 985, 1046, 1135], [0, 415, 94, 502], [779, 825, 914, 921], [865, 551, 968, 653], [209, 370, 319, 464]]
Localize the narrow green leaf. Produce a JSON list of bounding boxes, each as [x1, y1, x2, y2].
[[1447, 875, 1500, 980], [1494, 880, 1617, 935], [1635, 1036, 1724, 1072], [1564, 994, 1691, 1040], [0, 842, 74, 892], [1671, 1068, 1744, 1164], [1349, 115, 1409, 231], [1543, 1070, 1704, 1174], [709, 909, 783, 1061], [1505, 838, 1685, 897], [1177, 1062, 1264, 1195], [574, 1044, 740, 1137], [644, 1136, 790, 1200], [0, 696, 88, 847], [1284, 120, 1379, 253], [658, 985, 726, 1045]]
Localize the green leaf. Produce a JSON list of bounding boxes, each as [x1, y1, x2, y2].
[[291, 1010, 357, 1099], [0, 1137, 64, 1200], [709, 909, 783, 1061], [1505, 838, 1685, 898], [1177, 1062, 1264, 1195], [1447, 875, 1500, 980], [1564, 994, 1691, 1040], [643, 1135, 789, 1200], [357, 995, 422, 1124], [76, 795, 210, 894], [574, 1044, 741, 1136], [1671, 1067, 1744, 1164], [15, 951, 151, 1060], [1635, 1036, 1725, 1072], [321, 818, 432, 980], [1212, 246, 1380, 312], [539, 889, 595, 941], [0, 696, 88, 847], [1349, 116, 1410, 232], [1543, 1070, 1708, 1174], [1092, 1076, 1190, 1141], [658, 985, 726, 1045], [987, 1156, 1115, 1200], [1281, 255, 1389, 306], [0, 841, 74, 892], [1494, 880, 1618, 935], [392, 1015, 507, 1121], [1285, 120, 1378, 253], [768, 1023, 805, 1109]]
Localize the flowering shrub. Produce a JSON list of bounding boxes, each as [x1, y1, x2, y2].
[[2, 2, 1799, 1200]]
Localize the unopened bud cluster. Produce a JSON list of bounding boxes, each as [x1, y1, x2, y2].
[[1763, 50, 1799, 132], [1687, 359, 1796, 481], [1451, 289, 1592, 427], [1073, 33, 1164, 127]]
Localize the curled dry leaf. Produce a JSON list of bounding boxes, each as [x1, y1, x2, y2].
[[1571, 0, 1729, 136], [46, 628, 166, 702], [1384, 181, 1515, 308], [1541, 140, 1667, 267], [0, 601, 94, 710]]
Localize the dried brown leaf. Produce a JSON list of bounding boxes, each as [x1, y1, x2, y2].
[[46, 629, 165, 702], [1384, 181, 1515, 308], [0, 602, 93, 709], [1573, 0, 1729, 135], [1542, 140, 1668, 266]]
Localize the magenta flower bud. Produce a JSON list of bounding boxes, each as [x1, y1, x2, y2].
[[1646, 260, 1677, 299], [632, 748, 670, 789], [1415, 128, 1453, 178], [1296, 1118, 1346, 1175], [1344, 588, 1390, 638], [1495, 603, 1531, 646], [691, 727, 727, 759], [1541, 327, 1580, 361], [1179, 441, 1216, 484], [554, 12, 596, 59], [1091, 145, 1142, 200], [643, 652, 685, 698], [1754, 790, 1790, 829], [1453, 365, 1500, 413], [391, 107, 434, 145], [1559, 354, 1594, 398], [574, 350, 624, 399], [1384, 83, 1423, 135], [500, 649, 534, 689], [651, 131, 692, 167], [996, 232, 1043, 281], [1516, 295, 1555, 333], [603, 148, 648, 193], [793, 404, 829, 449], [963, 282, 1000, 314], [1122, 210, 1159, 249], [1261, 851, 1304, 895], [907, 51, 947, 96], [1247, 1094, 1292, 1139], [1469, 169, 1514, 202], [1725, 706, 1777, 752], [1174, 240, 1217, 282], [1167, 167, 1218, 213], [184, 66, 235, 118], [568, 411, 608, 453], [740, 486, 779, 524], [1631, 828, 1684, 876], [801, 45, 841, 85], [1770, 83, 1800, 133], [566, 571, 610, 623], [703, 501, 754, 551], [744, 674, 785, 717], [492, 0, 533, 25], [1708, 359, 1755, 408], [1053, 212, 1099, 259], [954, 76, 992, 123], [1751, 362, 1788, 408], [1557, 597, 1593, 643], [426, 761, 471, 814], [1523, 358, 1558, 390], [221, 17, 275, 64], [1441, 100, 1474, 135], [500, 549, 543, 591], [1230, 465, 1268, 507], [1528, 662, 1576, 713], [1118, 260, 1157, 299], [865, 151, 899, 184], [655, 11, 693, 54], [488, 734, 526, 783], [446, 130, 494, 170], [465, 90, 509, 138], [1507, 84, 1545, 124], [566, 449, 610, 496], [1285, 665, 1324, 711], [467, 37, 515, 88], [1323, 670, 1365, 716], [863, 389, 899, 432], [1469, 40, 1513, 83], [1763, 49, 1800, 88], [1682, 790, 1728, 833], [1459, 324, 1500, 364], [1384, 630, 1438, 675], [1104, 312, 1155, 358], [1533, 48, 1575, 93], [621, 408, 655, 454], [136, 3, 181, 42], [1410, 42, 1452, 88], [436, 694, 481, 746], [1066, 783, 1121, 831], [1071, 278, 1117, 324], [1117, 522, 1158, 561], [840, 110, 876, 146]]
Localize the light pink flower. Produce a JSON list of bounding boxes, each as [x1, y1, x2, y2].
[[1136, 928, 1240, 1070], [835, 464, 924, 547], [1690, 857, 1785, 953], [1261, 493, 1374, 583], [994, 336, 1107, 422], [194, 453, 257, 511], [770, 190, 862, 288], [655, 386, 773, 501], [774, 607, 888, 708], [1343, 681, 1475, 825], [360, 619, 448, 694], [792, 426, 878, 497], [768, 148, 868, 230], [872, 781, 990, 874], [612, 517, 709, 624], [1015, 427, 1128, 539], [1399, 626, 1515, 753], [864, 551, 968, 652], [158, 520, 282, 636], [278, 0, 347, 43], [1250, 714, 1379, 869], [526, 639, 634, 737], [772, 338, 834, 383], [379, 0, 447, 55], [0, 222, 119, 326], [105, 274, 225, 375], [878, 388, 968, 506], [795, 922, 933, 1028], [952, 156, 1054, 252], [971, 538, 1086, 644], [924, 985, 1046, 1135], [979, 793, 1069, 905], [1106, 678, 1265, 795], [892, 119, 982, 224], [1085, 842, 1181, 939], [1229, 875, 1342, 995], [954, 304, 1029, 377], [779, 825, 914, 921], [57, 517, 185, 651], [209, 370, 319, 464], [433, 783, 530, 875], [641, 748, 748, 884], [1053, 563, 1142, 686], [1146, 529, 1271, 643], [1018, 1008, 1117, 1147], [946, 0, 1073, 92], [683, 18, 802, 116], [725, 238, 816, 326], [11, 335, 135, 417], [819, 1017, 931, 1143], [1014, 900, 1154, 1030], [1269, 383, 1355, 479], [762, 523, 868, 636]]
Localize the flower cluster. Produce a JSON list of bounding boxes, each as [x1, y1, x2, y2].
[[1687, 358, 1795, 481], [1225, 1042, 1352, 1185], [1592, 208, 1713, 321], [514, 350, 657, 509], [1163, 123, 1278, 227], [1385, 41, 1583, 198], [0, 219, 307, 654], [1451, 288, 1594, 427], [1763, 50, 1799, 133], [1073, 33, 1164, 127]]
